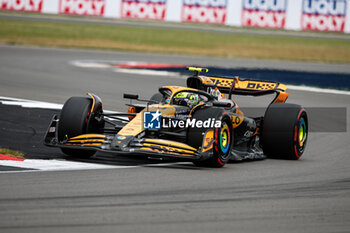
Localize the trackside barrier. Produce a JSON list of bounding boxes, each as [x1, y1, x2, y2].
[[1, 0, 349, 33]]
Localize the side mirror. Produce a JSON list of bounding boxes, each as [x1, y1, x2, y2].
[[123, 93, 139, 100], [213, 101, 231, 108]]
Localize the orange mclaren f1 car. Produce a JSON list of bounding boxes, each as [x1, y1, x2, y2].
[[44, 67, 308, 167]]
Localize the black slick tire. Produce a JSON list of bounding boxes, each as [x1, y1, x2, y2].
[[188, 107, 233, 168], [261, 103, 308, 160], [58, 97, 96, 158]]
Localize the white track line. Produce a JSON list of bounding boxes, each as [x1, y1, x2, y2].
[[0, 159, 193, 173], [113, 68, 179, 76], [0, 96, 63, 109], [71, 60, 180, 76], [0, 159, 136, 173], [0, 96, 118, 113], [287, 85, 350, 95], [70, 60, 114, 68]]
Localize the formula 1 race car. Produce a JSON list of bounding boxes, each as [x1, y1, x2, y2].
[[44, 67, 308, 167]]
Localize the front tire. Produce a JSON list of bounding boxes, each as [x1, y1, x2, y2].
[[58, 97, 100, 158], [188, 108, 233, 168], [261, 103, 308, 160]]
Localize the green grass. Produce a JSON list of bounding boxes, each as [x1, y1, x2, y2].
[[1, 18, 350, 63], [0, 148, 25, 159]]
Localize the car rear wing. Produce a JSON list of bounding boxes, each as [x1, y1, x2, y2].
[[187, 75, 289, 104], [185, 67, 289, 104], [209, 76, 287, 94]]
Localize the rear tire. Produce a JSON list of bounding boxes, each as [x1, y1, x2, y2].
[[188, 108, 233, 168], [261, 103, 308, 160], [58, 97, 100, 158]]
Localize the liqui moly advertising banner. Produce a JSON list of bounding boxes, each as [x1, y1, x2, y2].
[[121, 0, 167, 20], [301, 0, 347, 32], [59, 0, 106, 16], [241, 0, 287, 29], [181, 0, 227, 24], [0, 0, 43, 12]]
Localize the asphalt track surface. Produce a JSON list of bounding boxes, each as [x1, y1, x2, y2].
[[0, 45, 349, 233]]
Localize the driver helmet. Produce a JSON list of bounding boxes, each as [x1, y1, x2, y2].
[[173, 92, 199, 108]]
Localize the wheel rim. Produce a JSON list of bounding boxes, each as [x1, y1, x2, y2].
[[220, 123, 230, 154], [298, 119, 307, 147]]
